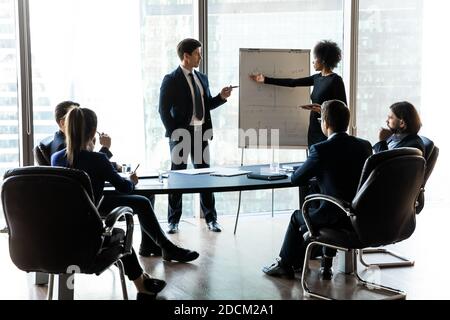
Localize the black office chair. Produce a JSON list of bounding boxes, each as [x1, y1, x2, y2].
[[300, 148, 425, 300], [360, 137, 439, 269], [1, 167, 134, 300], [33, 136, 53, 166]]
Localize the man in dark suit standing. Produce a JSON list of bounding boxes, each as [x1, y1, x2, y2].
[[262, 100, 373, 279], [159, 38, 234, 234], [374, 101, 425, 155]]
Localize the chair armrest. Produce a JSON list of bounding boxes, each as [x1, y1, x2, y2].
[[96, 195, 105, 210], [415, 187, 425, 214], [302, 194, 353, 237], [104, 206, 134, 255]]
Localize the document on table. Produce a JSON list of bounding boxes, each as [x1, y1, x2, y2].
[[174, 167, 251, 177], [281, 163, 303, 171], [138, 179, 164, 186], [210, 168, 252, 177], [175, 168, 216, 175]]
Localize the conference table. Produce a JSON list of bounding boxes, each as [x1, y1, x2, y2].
[[104, 163, 306, 235]]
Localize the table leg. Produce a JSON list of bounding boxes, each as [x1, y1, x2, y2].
[[34, 272, 49, 285], [234, 191, 243, 235], [338, 250, 355, 274]]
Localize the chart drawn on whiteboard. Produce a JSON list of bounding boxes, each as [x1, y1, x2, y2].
[[239, 49, 311, 149]]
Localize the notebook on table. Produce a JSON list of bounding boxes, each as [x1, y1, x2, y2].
[[247, 172, 289, 181]]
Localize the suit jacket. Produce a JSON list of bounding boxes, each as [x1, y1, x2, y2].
[[159, 66, 227, 139], [373, 134, 425, 155], [292, 133, 373, 227]]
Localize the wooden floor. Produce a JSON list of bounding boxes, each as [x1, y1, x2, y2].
[[1, 201, 450, 300]]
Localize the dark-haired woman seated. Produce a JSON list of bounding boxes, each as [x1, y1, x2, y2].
[[250, 40, 347, 147], [51, 107, 200, 299]]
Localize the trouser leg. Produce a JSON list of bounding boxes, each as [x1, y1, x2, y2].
[[279, 210, 307, 268], [120, 248, 143, 281], [168, 136, 189, 224], [191, 129, 217, 223]]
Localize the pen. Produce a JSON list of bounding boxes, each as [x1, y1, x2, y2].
[[132, 164, 140, 174], [230, 86, 239, 89]]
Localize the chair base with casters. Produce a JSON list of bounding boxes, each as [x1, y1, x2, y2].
[[301, 241, 406, 300]]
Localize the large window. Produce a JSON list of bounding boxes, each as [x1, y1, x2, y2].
[[0, 0, 18, 225], [29, 0, 195, 219], [357, 0, 449, 204], [0, 0, 18, 176], [207, 0, 345, 215], [5, 0, 447, 224]]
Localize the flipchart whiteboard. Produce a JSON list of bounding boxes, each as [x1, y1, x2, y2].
[[239, 48, 311, 149]]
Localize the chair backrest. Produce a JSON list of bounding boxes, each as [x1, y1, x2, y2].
[[420, 136, 439, 185], [351, 148, 425, 247], [415, 137, 439, 214], [1, 167, 103, 274], [33, 136, 53, 166]]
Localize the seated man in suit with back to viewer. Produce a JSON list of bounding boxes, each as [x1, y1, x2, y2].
[[374, 101, 425, 155], [262, 100, 373, 279]]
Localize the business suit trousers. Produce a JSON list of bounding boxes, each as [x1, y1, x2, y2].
[[100, 194, 173, 252], [279, 210, 341, 268], [103, 230, 143, 281], [168, 126, 217, 224]]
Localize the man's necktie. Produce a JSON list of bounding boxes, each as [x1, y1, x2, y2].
[[189, 73, 204, 120]]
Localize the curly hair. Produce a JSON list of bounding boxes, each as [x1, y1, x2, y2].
[[313, 40, 342, 70]]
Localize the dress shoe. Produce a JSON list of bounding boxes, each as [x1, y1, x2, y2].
[[162, 245, 199, 263], [207, 221, 222, 232], [319, 256, 334, 280], [262, 259, 294, 279], [319, 267, 333, 280], [142, 273, 166, 294], [139, 245, 162, 257], [167, 223, 179, 234]]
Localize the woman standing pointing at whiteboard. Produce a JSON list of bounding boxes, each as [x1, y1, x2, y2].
[[250, 40, 347, 147]]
